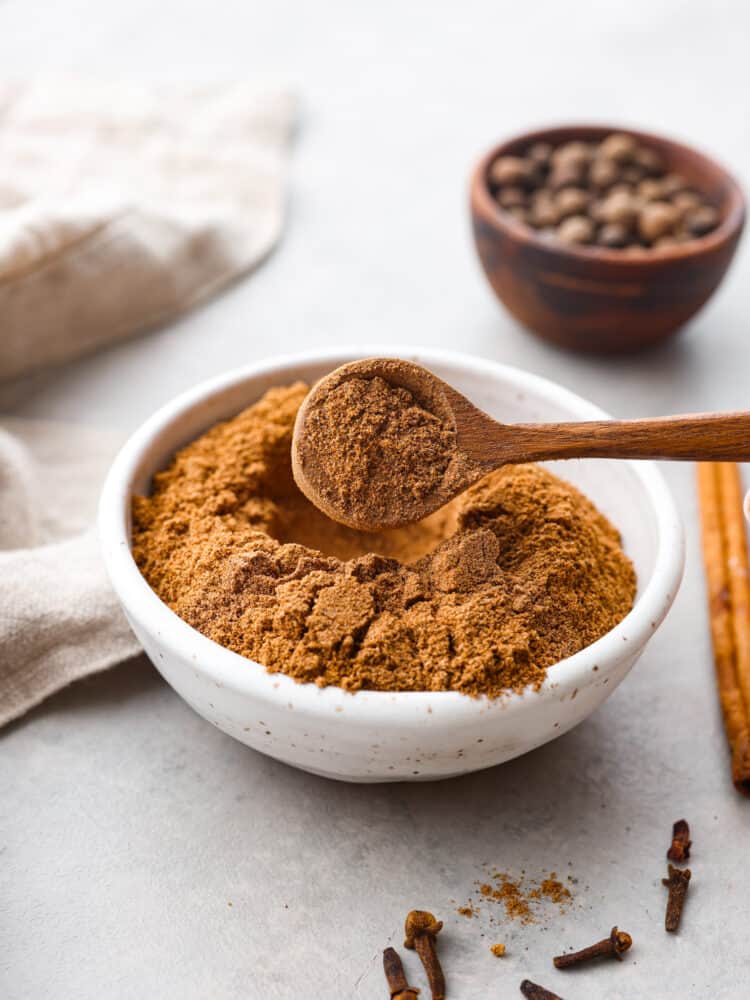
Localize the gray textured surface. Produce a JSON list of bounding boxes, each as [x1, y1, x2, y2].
[[2, 1, 750, 997]]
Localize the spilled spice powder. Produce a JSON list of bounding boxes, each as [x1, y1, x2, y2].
[[132, 383, 636, 697], [461, 871, 574, 925], [480, 877, 534, 924]]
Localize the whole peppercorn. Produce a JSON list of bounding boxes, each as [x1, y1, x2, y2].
[[637, 178, 665, 202], [608, 182, 637, 198], [506, 205, 529, 224], [634, 146, 665, 176], [686, 205, 720, 236], [548, 161, 586, 192], [599, 132, 637, 163], [551, 140, 592, 171], [671, 190, 702, 219], [557, 215, 594, 244], [530, 189, 558, 228], [489, 156, 535, 189], [661, 173, 688, 197], [528, 141, 553, 168], [597, 222, 630, 248], [589, 156, 620, 191], [621, 164, 646, 185], [639, 201, 679, 242], [596, 189, 640, 228], [487, 133, 721, 255], [555, 187, 589, 219], [496, 186, 527, 209]]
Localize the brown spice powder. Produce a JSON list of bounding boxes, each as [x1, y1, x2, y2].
[[132, 382, 636, 697], [296, 373, 462, 528], [480, 878, 534, 924], [463, 871, 574, 925]]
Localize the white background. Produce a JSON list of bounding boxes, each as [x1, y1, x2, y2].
[[1, 2, 749, 997]]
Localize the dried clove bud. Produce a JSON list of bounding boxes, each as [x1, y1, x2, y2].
[[383, 948, 420, 1000], [663, 864, 691, 932], [554, 926, 632, 968], [667, 819, 692, 862], [404, 911, 445, 1000], [520, 981, 564, 1000]]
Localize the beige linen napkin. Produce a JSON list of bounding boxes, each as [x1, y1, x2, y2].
[[0, 79, 296, 380], [0, 420, 139, 727], [0, 80, 296, 726]]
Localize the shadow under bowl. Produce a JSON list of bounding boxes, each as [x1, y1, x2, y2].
[[470, 124, 745, 353]]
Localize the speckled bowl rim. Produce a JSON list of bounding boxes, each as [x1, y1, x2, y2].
[[471, 122, 746, 265], [99, 346, 685, 725]]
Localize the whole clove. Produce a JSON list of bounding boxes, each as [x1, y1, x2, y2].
[[553, 926, 632, 968], [383, 947, 420, 1000], [404, 911, 445, 1000], [662, 864, 691, 932], [667, 819, 691, 862], [520, 981, 564, 1000]]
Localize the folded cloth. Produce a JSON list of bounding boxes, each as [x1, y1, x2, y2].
[[0, 79, 296, 380], [0, 420, 140, 727], [0, 80, 296, 726]]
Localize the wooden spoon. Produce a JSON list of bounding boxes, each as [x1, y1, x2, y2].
[[292, 357, 750, 531]]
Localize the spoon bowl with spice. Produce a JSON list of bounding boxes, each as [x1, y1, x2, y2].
[[292, 357, 750, 531], [100, 347, 684, 782], [471, 124, 745, 353]]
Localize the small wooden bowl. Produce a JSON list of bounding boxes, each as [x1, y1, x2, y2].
[[470, 125, 745, 353]]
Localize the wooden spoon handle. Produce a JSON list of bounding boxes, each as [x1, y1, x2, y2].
[[497, 411, 750, 464]]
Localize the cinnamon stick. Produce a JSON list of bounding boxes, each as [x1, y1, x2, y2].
[[697, 462, 750, 795]]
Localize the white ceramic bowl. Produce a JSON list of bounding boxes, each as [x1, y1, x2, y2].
[[99, 348, 684, 783]]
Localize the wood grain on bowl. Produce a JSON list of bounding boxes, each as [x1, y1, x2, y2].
[[470, 125, 745, 353]]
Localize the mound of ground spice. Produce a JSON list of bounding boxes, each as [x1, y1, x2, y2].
[[132, 382, 636, 697]]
